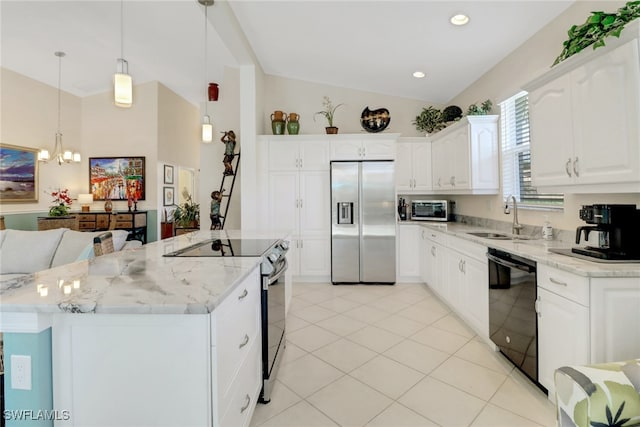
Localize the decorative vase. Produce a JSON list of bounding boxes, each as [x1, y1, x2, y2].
[[272, 120, 286, 135], [104, 199, 113, 213], [208, 83, 219, 101], [270, 110, 286, 122], [287, 113, 300, 135], [325, 126, 339, 134]]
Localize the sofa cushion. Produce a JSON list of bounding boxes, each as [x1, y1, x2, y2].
[[0, 228, 66, 274], [0, 229, 7, 248], [51, 229, 131, 267]]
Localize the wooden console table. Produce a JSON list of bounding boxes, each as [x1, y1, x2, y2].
[[38, 211, 148, 243]]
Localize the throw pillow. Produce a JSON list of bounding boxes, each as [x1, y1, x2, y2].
[[111, 230, 130, 251], [0, 228, 66, 274]]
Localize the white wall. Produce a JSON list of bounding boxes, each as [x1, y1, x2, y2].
[[262, 74, 437, 136], [447, 0, 640, 231]]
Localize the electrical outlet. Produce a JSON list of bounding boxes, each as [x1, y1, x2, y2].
[[11, 355, 32, 390]]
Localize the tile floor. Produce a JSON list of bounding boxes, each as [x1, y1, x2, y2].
[[250, 282, 556, 427]]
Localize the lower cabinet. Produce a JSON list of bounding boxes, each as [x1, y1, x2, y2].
[[290, 236, 331, 280], [397, 224, 421, 281], [420, 228, 448, 299], [52, 267, 263, 427]]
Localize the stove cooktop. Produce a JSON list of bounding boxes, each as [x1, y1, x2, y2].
[[548, 248, 640, 264], [163, 238, 279, 257]]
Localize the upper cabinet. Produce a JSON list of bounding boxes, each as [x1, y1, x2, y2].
[[396, 137, 432, 192], [430, 115, 499, 194], [525, 22, 640, 193], [329, 134, 399, 160]]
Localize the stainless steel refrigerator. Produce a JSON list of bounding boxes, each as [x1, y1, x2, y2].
[[331, 161, 396, 284]]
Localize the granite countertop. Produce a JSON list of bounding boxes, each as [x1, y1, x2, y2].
[[0, 230, 289, 315], [399, 220, 640, 278]]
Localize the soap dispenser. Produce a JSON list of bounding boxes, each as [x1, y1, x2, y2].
[[542, 215, 553, 240]]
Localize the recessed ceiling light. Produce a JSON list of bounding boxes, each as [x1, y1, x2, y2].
[[413, 71, 425, 78], [450, 14, 469, 26]]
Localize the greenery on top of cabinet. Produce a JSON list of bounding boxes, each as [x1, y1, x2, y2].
[[553, 1, 640, 66]]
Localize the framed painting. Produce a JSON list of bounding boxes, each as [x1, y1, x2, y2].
[[89, 157, 145, 201], [0, 144, 39, 203], [163, 187, 174, 206], [164, 164, 174, 184]]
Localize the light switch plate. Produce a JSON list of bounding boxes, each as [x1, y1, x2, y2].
[[11, 355, 32, 390]]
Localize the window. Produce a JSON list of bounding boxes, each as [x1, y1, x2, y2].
[[500, 91, 563, 208]]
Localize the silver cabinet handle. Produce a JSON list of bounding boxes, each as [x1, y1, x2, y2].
[[549, 277, 568, 287], [450, 176, 455, 186], [300, 157, 303, 169], [573, 157, 579, 177], [463, 260, 466, 273], [431, 246, 436, 256], [458, 260, 463, 272], [240, 394, 251, 413], [238, 289, 248, 300], [300, 240, 304, 249], [437, 177, 441, 187], [300, 199, 303, 209], [565, 158, 572, 177], [239, 334, 249, 349]]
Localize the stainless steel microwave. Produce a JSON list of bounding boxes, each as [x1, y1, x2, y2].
[[411, 200, 451, 221]]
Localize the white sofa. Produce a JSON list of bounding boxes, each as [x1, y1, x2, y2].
[[0, 228, 141, 281]]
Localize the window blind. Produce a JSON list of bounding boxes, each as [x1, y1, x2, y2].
[[500, 91, 563, 207]]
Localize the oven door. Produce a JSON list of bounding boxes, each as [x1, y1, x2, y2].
[[487, 249, 539, 385]]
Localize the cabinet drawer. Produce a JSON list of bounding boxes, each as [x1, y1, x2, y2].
[[213, 276, 261, 400], [448, 235, 486, 262], [78, 221, 96, 230], [421, 227, 445, 243], [96, 215, 110, 228], [114, 221, 133, 228], [219, 338, 261, 427], [538, 265, 589, 306]]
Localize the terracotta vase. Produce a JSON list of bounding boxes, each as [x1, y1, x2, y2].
[[208, 83, 219, 101], [104, 199, 113, 213], [270, 110, 286, 122], [325, 126, 339, 134]]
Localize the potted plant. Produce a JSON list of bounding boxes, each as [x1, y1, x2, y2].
[[553, 1, 640, 66], [412, 106, 445, 135], [314, 96, 343, 134], [173, 190, 200, 228], [466, 99, 493, 115], [48, 188, 73, 216]]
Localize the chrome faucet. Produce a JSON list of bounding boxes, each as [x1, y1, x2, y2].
[[504, 195, 523, 235]]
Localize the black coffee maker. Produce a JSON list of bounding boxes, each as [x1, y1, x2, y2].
[[573, 204, 640, 260]]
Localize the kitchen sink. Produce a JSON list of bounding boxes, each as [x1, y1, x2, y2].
[[466, 232, 511, 240]]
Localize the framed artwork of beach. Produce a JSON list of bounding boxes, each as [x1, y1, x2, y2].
[[89, 156, 145, 201], [0, 144, 39, 203]]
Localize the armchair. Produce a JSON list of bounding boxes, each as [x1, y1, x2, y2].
[[555, 359, 640, 427]]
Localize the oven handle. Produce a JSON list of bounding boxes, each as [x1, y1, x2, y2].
[[487, 253, 535, 273], [267, 258, 288, 285]]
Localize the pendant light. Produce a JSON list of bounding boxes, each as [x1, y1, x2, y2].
[[114, 0, 133, 107], [199, 0, 214, 143], [38, 51, 81, 165]]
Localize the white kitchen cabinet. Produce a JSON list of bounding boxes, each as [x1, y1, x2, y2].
[[52, 268, 262, 427], [397, 224, 421, 281], [330, 136, 397, 160], [421, 228, 448, 299], [396, 138, 432, 192], [537, 287, 589, 394], [430, 115, 499, 194], [525, 26, 640, 193], [267, 139, 330, 280]]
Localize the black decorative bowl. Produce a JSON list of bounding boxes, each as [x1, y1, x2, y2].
[[360, 106, 390, 133]]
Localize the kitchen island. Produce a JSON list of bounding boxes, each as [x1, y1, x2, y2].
[[0, 230, 289, 427]]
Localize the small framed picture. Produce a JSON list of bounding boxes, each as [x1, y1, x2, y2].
[[164, 164, 174, 185], [163, 187, 174, 206]]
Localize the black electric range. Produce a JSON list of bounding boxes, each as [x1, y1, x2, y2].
[[163, 238, 279, 258]]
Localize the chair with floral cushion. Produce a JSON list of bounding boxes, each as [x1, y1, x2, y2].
[[555, 359, 640, 427]]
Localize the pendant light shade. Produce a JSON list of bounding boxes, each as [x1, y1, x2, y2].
[[38, 51, 81, 165], [200, 0, 214, 143], [114, 58, 132, 107], [114, 0, 133, 108]]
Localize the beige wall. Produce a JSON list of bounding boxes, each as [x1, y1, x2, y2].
[[447, 0, 640, 231], [262, 74, 436, 136], [0, 68, 83, 214]]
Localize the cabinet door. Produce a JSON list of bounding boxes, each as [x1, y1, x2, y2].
[[395, 143, 414, 191], [330, 140, 362, 160], [412, 143, 432, 191], [269, 141, 300, 171], [420, 229, 430, 284], [363, 140, 395, 160], [572, 40, 640, 185], [537, 287, 589, 394], [299, 171, 330, 236], [469, 122, 498, 191], [528, 74, 575, 187], [299, 141, 330, 171], [268, 171, 299, 233], [462, 257, 489, 338], [431, 139, 447, 190], [450, 128, 470, 189], [398, 225, 421, 280], [446, 251, 463, 312], [298, 237, 330, 277]]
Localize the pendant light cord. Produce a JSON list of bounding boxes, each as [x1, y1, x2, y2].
[[57, 52, 62, 134], [204, 3, 208, 116], [120, 0, 124, 60]]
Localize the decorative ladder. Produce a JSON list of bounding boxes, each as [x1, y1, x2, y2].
[[211, 151, 240, 230]]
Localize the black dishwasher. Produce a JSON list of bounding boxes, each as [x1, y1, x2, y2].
[[487, 248, 543, 391]]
